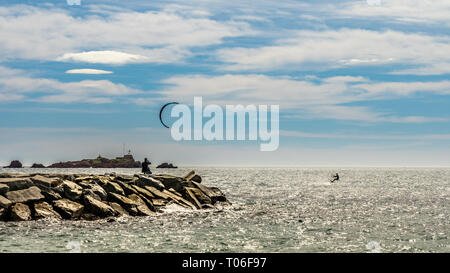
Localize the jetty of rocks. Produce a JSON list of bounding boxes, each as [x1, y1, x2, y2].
[[0, 171, 230, 221]]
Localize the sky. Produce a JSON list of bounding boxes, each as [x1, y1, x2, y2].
[[1, 0, 450, 167]]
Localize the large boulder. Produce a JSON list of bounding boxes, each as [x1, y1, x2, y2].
[[91, 176, 109, 186], [109, 202, 129, 216], [150, 175, 183, 191], [192, 182, 229, 204], [33, 202, 62, 220], [0, 207, 6, 221], [0, 195, 12, 209], [143, 185, 195, 209], [162, 189, 197, 209], [102, 182, 125, 196], [185, 187, 212, 209], [83, 195, 115, 217], [0, 183, 9, 195], [40, 187, 62, 201], [116, 181, 139, 196], [5, 186, 44, 203], [112, 174, 134, 182], [53, 199, 84, 219], [30, 175, 61, 188], [9, 203, 31, 221], [107, 193, 138, 215], [183, 171, 202, 183], [0, 177, 34, 191], [82, 189, 101, 201], [131, 185, 155, 200], [61, 180, 83, 200], [143, 186, 170, 200], [6, 160, 22, 168], [134, 175, 165, 191], [127, 194, 155, 216], [31, 163, 46, 168], [152, 199, 168, 207], [88, 184, 107, 200]]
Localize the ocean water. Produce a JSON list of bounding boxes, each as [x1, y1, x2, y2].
[[0, 167, 449, 253]]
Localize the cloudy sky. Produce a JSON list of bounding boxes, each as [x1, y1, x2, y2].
[[1, 0, 450, 166]]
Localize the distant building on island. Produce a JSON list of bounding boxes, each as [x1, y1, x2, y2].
[[48, 154, 141, 168]]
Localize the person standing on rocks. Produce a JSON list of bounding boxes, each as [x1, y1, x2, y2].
[[142, 158, 152, 175]]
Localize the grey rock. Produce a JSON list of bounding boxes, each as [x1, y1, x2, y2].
[[143, 186, 170, 200], [0, 183, 9, 195], [107, 192, 138, 215], [109, 202, 129, 216], [40, 187, 62, 201], [33, 201, 62, 220], [0, 207, 6, 221], [10, 203, 31, 221], [186, 187, 212, 205], [116, 181, 139, 196], [7, 160, 22, 168], [0, 177, 34, 191], [131, 185, 155, 200], [113, 174, 134, 182], [61, 180, 83, 200], [83, 195, 115, 217], [82, 188, 101, 201], [183, 171, 202, 183], [89, 184, 107, 200], [102, 182, 125, 196], [53, 199, 84, 219], [162, 189, 197, 209], [128, 194, 155, 216], [185, 187, 204, 209], [152, 199, 168, 207], [192, 182, 229, 204], [0, 195, 12, 209], [134, 175, 165, 191], [5, 186, 44, 204], [30, 175, 61, 188]]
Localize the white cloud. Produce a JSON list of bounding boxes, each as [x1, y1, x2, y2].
[[338, 0, 450, 26], [65, 68, 114, 74], [280, 130, 450, 140], [0, 5, 251, 64], [60, 51, 146, 65], [0, 66, 141, 104], [292, 105, 448, 124], [0, 93, 24, 102], [158, 74, 450, 123], [217, 29, 450, 74]]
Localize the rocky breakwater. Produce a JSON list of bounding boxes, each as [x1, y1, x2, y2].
[[0, 171, 230, 221]]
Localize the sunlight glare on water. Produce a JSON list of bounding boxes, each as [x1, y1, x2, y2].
[[0, 167, 449, 253]]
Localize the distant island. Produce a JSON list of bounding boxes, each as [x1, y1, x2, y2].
[[48, 154, 141, 168], [156, 162, 178, 169], [2, 154, 181, 169]]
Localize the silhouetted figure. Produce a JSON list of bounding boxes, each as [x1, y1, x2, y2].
[[142, 158, 152, 174], [330, 173, 339, 183]]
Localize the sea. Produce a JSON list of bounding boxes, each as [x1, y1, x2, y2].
[[0, 167, 449, 253]]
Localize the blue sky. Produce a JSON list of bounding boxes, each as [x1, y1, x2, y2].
[[1, 0, 450, 166]]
